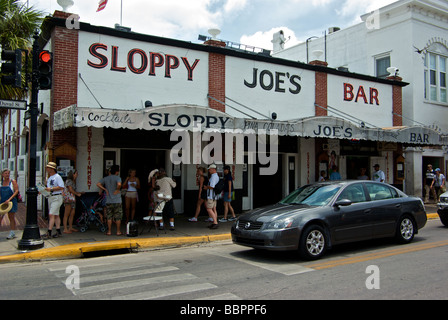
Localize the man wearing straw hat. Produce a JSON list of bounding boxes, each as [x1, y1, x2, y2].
[[42, 162, 65, 239]]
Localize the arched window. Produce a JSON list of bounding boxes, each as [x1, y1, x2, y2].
[[424, 42, 447, 104]]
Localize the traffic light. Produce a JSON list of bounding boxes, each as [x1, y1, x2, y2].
[[1, 49, 22, 88], [38, 50, 53, 90]]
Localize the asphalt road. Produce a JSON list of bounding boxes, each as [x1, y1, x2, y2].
[[1, 219, 447, 305]]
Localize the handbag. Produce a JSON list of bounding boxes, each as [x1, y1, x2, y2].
[[63, 185, 75, 203], [16, 191, 23, 203]]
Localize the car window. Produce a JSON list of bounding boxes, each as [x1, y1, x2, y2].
[[366, 183, 394, 200], [390, 187, 399, 198], [280, 184, 341, 206], [337, 184, 367, 203]]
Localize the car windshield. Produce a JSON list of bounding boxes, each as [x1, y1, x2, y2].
[[280, 184, 341, 206]]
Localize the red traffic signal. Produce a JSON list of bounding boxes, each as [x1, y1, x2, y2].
[[38, 50, 53, 90], [39, 51, 52, 63]]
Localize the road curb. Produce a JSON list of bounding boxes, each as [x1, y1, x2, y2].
[[0, 233, 232, 263], [427, 213, 439, 220]]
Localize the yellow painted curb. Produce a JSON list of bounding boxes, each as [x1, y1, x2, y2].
[[427, 213, 439, 220], [0, 234, 232, 263]]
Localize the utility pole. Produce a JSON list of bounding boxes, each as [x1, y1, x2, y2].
[[18, 31, 44, 251]]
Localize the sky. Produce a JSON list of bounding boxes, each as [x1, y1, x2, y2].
[[24, 0, 399, 50]]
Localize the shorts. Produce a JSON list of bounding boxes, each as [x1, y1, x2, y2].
[[162, 199, 175, 219], [223, 192, 233, 202], [206, 199, 216, 209], [125, 191, 138, 199], [105, 203, 123, 221], [48, 194, 63, 216], [64, 202, 76, 209]]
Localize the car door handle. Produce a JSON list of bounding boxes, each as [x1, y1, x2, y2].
[[364, 209, 372, 214], [395, 204, 401, 208]]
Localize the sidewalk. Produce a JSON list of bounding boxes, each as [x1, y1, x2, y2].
[[0, 203, 233, 263], [0, 203, 441, 264]]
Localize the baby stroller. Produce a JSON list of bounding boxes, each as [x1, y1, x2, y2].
[[76, 193, 107, 233]]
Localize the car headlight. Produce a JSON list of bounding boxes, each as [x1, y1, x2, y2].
[[266, 219, 293, 230]]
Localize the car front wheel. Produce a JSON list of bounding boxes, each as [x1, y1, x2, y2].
[[395, 215, 415, 244], [299, 225, 327, 260]]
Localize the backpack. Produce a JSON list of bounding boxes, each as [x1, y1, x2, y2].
[[213, 179, 226, 195]]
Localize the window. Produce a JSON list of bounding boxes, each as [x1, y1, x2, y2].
[[366, 183, 393, 201], [424, 45, 448, 104], [375, 56, 391, 78], [337, 184, 367, 203]]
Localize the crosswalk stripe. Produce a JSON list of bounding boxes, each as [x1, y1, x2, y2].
[[196, 293, 241, 300], [110, 283, 218, 300], [51, 260, 240, 300], [53, 263, 164, 277], [64, 266, 180, 285], [75, 273, 198, 295]]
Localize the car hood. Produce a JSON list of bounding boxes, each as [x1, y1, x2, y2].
[[241, 203, 315, 222]]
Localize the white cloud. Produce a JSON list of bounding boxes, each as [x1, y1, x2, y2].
[[224, 0, 248, 13], [311, 0, 334, 6], [336, 0, 397, 19]]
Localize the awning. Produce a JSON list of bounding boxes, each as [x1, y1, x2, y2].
[[53, 104, 234, 131], [54, 105, 447, 146]]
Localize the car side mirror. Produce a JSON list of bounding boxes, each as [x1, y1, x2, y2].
[[334, 199, 352, 207]]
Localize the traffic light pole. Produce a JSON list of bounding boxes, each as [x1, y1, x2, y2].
[[18, 31, 44, 251]]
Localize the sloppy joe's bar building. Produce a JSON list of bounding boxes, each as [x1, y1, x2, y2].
[[2, 10, 446, 214]]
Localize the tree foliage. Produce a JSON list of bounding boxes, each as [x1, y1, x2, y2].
[[0, 0, 43, 100]]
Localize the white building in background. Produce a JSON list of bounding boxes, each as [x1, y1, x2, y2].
[[273, 0, 448, 197]]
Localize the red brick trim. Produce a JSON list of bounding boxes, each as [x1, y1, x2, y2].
[[311, 60, 328, 116], [206, 40, 226, 112], [49, 15, 79, 150]]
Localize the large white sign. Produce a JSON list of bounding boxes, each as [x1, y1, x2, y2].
[[225, 57, 316, 121], [327, 74, 393, 128], [78, 32, 209, 109]]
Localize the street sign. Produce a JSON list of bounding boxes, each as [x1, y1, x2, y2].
[[0, 99, 27, 110]]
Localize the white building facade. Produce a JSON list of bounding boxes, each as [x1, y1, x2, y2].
[[273, 0, 448, 197]]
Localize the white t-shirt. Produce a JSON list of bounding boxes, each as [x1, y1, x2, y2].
[[372, 170, 385, 182], [207, 173, 219, 200], [47, 173, 64, 195]]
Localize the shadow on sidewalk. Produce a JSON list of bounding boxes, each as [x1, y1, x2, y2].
[[0, 203, 47, 232]]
